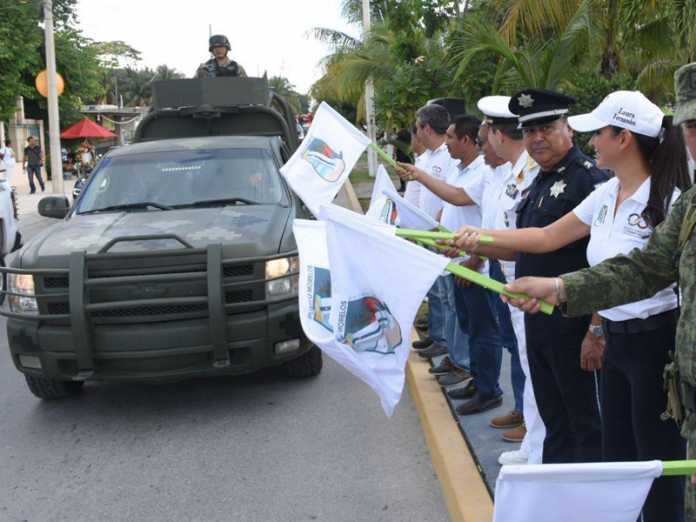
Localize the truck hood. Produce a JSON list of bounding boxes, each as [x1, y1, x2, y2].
[[18, 205, 293, 267]]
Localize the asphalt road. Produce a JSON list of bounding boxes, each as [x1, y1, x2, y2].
[[0, 214, 449, 522]]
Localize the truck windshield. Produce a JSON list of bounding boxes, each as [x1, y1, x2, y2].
[[77, 148, 285, 213]]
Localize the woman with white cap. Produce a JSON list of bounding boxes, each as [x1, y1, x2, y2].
[[453, 90, 691, 522]]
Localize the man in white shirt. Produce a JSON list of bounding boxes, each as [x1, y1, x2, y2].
[[407, 104, 460, 362], [478, 96, 545, 465], [398, 115, 506, 415], [403, 124, 426, 206]]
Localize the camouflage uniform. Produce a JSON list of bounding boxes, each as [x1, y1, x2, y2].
[[560, 185, 696, 516], [194, 59, 247, 79]]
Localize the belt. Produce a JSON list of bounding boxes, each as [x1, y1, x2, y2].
[[603, 309, 678, 335]]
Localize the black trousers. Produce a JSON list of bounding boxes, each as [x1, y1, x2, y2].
[[526, 311, 602, 463], [601, 321, 685, 522]]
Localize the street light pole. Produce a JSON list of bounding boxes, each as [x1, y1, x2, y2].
[[362, 0, 377, 178], [43, 0, 64, 194]]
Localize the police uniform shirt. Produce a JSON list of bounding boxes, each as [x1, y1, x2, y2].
[[480, 162, 512, 229], [515, 145, 610, 279], [490, 152, 540, 281], [418, 143, 459, 219], [573, 176, 679, 321], [403, 152, 425, 206]]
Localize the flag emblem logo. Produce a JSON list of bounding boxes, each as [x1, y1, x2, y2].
[[336, 296, 402, 354], [379, 198, 399, 225], [302, 138, 346, 182], [309, 266, 333, 331]]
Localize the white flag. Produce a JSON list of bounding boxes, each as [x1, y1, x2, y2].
[[493, 461, 662, 522], [280, 102, 370, 216], [366, 165, 399, 225], [294, 212, 448, 415], [383, 186, 440, 230]]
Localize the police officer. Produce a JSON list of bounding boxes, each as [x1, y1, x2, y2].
[[459, 89, 609, 463], [194, 34, 247, 78], [504, 62, 696, 521]]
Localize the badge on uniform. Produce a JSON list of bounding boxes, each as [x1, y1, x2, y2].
[[549, 180, 567, 198], [505, 183, 519, 199]]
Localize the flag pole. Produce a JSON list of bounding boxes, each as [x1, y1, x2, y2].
[[395, 228, 495, 245], [662, 460, 696, 476], [445, 262, 555, 315], [369, 142, 398, 168]]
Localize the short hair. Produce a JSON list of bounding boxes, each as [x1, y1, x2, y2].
[[416, 104, 450, 135], [490, 122, 522, 140], [411, 123, 418, 137], [451, 115, 482, 142]]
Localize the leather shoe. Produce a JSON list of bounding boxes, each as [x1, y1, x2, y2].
[[455, 393, 503, 415], [447, 381, 476, 400], [417, 342, 447, 359], [412, 338, 433, 350], [437, 368, 471, 386], [490, 410, 524, 430], [429, 356, 456, 375], [503, 423, 526, 443]]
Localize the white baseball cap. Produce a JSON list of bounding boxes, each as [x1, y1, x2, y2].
[[568, 90, 664, 138]]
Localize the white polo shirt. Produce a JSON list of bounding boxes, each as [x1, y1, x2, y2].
[[417, 143, 459, 219], [440, 154, 488, 231], [403, 152, 425, 206], [573, 176, 679, 321]]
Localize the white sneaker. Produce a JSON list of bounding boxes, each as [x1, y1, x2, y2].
[[498, 448, 529, 465]]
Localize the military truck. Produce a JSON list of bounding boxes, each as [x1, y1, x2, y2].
[[1, 77, 321, 399]]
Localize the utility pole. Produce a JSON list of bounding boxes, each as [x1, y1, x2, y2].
[[362, 0, 377, 178], [43, 0, 64, 194]]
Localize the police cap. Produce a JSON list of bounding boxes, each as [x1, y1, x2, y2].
[[509, 89, 576, 128], [477, 95, 516, 125], [209, 34, 231, 52]]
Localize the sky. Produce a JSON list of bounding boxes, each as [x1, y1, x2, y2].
[[76, 0, 360, 94]]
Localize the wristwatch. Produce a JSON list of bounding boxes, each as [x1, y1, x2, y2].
[[588, 324, 604, 337]]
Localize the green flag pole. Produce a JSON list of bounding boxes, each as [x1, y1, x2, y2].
[[396, 228, 495, 245], [369, 143, 398, 168], [411, 237, 469, 258], [662, 460, 696, 476]]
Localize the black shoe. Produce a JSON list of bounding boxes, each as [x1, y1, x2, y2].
[[413, 338, 433, 350], [429, 356, 456, 375], [30, 190, 36, 194], [455, 393, 503, 416], [417, 342, 447, 359], [447, 381, 477, 400], [437, 368, 471, 386]]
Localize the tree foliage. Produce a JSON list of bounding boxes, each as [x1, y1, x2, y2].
[[311, 0, 696, 131]]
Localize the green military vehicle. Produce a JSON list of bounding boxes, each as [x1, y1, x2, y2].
[[1, 77, 322, 399]]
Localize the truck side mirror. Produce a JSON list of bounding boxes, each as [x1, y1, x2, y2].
[[38, 196, 70, 219]]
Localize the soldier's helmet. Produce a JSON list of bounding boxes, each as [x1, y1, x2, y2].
[[209, 34, 231, 52]]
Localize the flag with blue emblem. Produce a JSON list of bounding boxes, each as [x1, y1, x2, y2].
[[294, 206, 448, 416], [281, 102, 370, 216]]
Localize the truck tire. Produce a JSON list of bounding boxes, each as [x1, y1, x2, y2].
[[282, 345, 323, 378], [25, 375, 84, 400]]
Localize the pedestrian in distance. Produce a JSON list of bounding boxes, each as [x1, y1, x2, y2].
[[194, 34, 247, 79], [23, 136, 45, 194]]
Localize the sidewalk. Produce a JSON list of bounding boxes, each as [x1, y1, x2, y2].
[[8, 164, 75, 235]]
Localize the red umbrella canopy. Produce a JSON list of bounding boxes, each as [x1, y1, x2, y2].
[[60, 118, 117, 139]]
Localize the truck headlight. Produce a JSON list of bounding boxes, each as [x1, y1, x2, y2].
[[8, 273, 38, 314], [265, 256, 299, 298], [265, 256, 299, 279]]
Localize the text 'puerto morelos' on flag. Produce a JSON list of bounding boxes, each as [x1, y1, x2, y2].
[[493, 461, 663, 522], [294, 207, 448, 416], [280, 102, 370, 216]]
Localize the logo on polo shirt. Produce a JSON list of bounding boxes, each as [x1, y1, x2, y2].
[[595, 205, 608, 226], [627, 212, 649, 229]]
